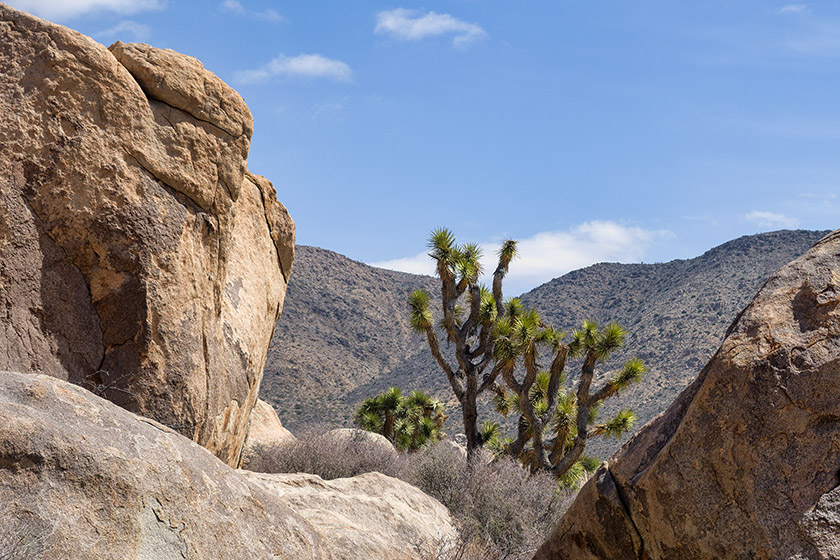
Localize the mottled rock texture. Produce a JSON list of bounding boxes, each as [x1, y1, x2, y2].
[[535, 230, 840, 560], [0, 371, 458, 559], [317, 428, 399, 459], [0, 4, 294, 466], [244, 471, 458, 559], [0, 371, 324, 559], [238, 398, 296, 469]]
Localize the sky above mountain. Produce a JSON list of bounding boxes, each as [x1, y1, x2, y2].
[[11, 0, 839, 294]]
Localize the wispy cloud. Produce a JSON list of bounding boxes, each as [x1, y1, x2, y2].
[[745, 210, 800, 229], [375, 8, 486, 46], [783, 20, 840, 56], [778, 4, 809, 14], [96, 19, 150, 41], [9, 0, 162, 20], [235, 54, 353, 84], [371, 221, 670, 296], [222, 0, 284, 23]]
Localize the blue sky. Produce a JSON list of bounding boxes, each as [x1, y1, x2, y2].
[[10, 0, 840, 294]]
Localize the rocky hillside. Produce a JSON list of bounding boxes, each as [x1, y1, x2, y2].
[[262, 246, 439, 431], [263, 230, 829, 458]]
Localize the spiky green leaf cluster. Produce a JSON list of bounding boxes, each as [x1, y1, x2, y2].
[[591, 409, 637, 439], [601, 357, 646, 398], [427, 228, 487, 287], [497, 239, 518, 269], [408, 290, 433, 333], [569, 320, 626, 361], [558, 455, 601, 489], [428, 228, 457, 264], [355, 387, 447, 452]]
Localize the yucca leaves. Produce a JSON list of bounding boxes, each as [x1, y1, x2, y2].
[[478, 287, 497, 323], [595, 322, 625, 361], [497, 239, 518, 270], [504, 297, 525, 319], [598, 356, 646, 399], [457, 243, 484, 282], [355, 387, 446, 452], [590, 409, 637, 439], [617, 357, 645, 388], [428, 228, 456, 264], [408, 290, 433, 333], [480, 421, 501, 444]]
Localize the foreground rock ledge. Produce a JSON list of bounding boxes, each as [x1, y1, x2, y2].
[[0, 371, 457, 560], [0, 4, 294, 466], [535, 229, 840, 559]]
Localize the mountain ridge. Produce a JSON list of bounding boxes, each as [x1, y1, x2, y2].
[[262, 229, 830, 457]]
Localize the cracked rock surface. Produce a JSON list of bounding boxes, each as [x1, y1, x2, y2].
[[0, 4, 294, 466], [0, 371, 325, 559], [0, 372, 457, 559], [534, 230, 840, 559]]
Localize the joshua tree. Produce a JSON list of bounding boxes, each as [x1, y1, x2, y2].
[[355, 387, 446, 452], [493, 317, 644, 480], [409, 229, 517, 459], [410, 228, 644, 476]]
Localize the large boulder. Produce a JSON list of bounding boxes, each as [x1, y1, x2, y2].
[[317, 428, 399, 458], [0, 371, 324, 559], [535, 230, 840, 559], [238, 398, 297, 469], [0, 4, 293, 466], [0, 371, 458, 559], [244, 471, 458, 559]]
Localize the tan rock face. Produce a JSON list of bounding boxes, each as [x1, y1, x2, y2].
[[242, 471, 458, 560], [0, 371, 325, 559], [535, 230, 840, 560], [0, 5, 293, 466], [0, 371, 458, 560]]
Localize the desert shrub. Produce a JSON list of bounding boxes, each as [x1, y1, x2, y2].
[[398, 443, 574, 560], [250, 425, 400, 480]]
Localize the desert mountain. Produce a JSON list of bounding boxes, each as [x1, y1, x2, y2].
[[263, 230, 829, 458]]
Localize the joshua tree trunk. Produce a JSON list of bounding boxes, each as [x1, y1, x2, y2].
[[409, 230, 516, 461]]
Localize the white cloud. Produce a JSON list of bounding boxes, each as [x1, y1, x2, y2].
[[375, 8, 486, 46], [371, 221, 670, 296], [222, 0, 284, 22], [235, 54, 353, 84], [96, 20, 150, 41], [779, 4, 809, 13], [9, 0, 162, 20], [745, 211, 800, 229]]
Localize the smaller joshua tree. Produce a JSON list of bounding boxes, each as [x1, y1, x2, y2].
[[355, 387, 446, 452]]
